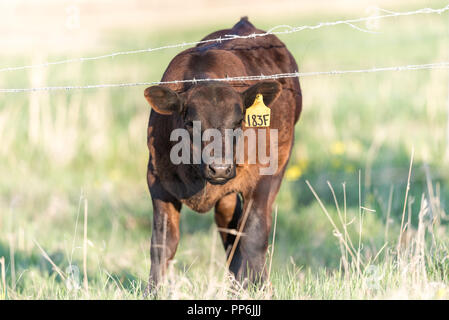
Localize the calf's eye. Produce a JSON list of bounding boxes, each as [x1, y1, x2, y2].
[[184, 121, 194, 128]]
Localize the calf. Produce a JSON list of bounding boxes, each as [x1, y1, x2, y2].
[[144, 17, 302, 291]]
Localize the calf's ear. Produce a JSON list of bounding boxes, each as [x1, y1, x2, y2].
[[144, 86, 183, 115], [241, 81, 281, 109]]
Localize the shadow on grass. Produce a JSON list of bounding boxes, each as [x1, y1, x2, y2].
[[0, 240, 141, 295]]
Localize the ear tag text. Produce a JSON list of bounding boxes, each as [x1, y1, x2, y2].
[[244, 94, 271, 127]]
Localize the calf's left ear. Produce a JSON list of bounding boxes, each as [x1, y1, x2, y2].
[[241, 80, 281, 109], [144, 86, 183, 115]]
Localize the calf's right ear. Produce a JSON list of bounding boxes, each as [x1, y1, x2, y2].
[[144, 86, 183, 115]]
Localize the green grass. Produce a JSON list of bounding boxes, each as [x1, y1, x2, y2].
[[1, 1, 449, 299]]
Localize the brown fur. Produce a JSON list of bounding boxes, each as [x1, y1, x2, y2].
[[144, 17, 302, 291]]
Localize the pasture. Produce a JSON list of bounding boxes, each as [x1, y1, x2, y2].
[[0, 0, 449, 299]]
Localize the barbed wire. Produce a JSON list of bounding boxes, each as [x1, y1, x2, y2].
[[0, 4, 448, 74], [1, 61, 449, 93]]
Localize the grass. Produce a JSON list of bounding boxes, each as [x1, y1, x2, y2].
[[0, 1, 449, 299]]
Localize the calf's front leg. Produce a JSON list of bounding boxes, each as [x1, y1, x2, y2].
[[147, 184, 181, 293], [225, 174, 284, 285]]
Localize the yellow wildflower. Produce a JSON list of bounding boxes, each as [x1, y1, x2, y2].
[[331, 141, 345, 155], [285, 165, 303, 181]]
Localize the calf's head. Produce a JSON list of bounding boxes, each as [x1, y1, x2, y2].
[[144, 81, 281, 184]]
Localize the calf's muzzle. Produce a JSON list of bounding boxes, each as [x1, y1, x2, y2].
[[203, 163, 235, 184]]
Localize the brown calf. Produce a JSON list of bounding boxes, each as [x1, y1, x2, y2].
[[144, 17, 302, 291]]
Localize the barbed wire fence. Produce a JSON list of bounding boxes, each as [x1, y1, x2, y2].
[[1, 62, 449, 93], [0, 3, 449, 94]]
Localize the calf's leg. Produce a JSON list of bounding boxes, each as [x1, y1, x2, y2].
[[215, 173, 284, 285], [214, 193, 242, 251], [147, 184, 181, 293]]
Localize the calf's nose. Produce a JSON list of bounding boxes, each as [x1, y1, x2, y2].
[[208, 163, 234, 179]]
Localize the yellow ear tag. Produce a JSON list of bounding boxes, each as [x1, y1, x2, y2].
[[244, 94, 271, 127]]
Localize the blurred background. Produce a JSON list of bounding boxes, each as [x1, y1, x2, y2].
[[0, 0, 448, 298]]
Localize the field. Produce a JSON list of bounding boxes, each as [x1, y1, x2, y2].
[[1, 0, 449, 299]]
